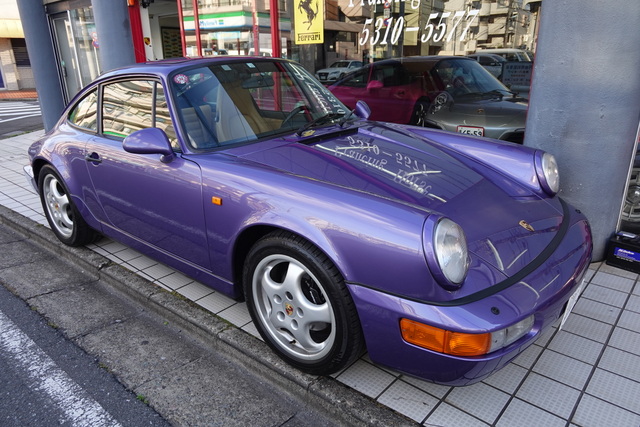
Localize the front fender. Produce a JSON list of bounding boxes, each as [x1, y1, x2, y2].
[[199, 159, 441, 300]]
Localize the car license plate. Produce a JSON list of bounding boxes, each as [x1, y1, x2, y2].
[[559, 279, 587, 330], [457, 126, 484, 136]]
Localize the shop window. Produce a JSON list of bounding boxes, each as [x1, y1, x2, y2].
[[68, 90, 98, 132]]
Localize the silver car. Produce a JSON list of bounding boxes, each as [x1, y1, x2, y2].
[[315, 60, 363, 84]]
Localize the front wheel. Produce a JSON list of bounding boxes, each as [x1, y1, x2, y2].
[[38, 165, 98, 246], [243, 231, 364, 375], [410, 100, 431, 127]]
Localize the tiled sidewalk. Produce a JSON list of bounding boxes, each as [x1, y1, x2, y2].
[[2, 130, 640, 426]]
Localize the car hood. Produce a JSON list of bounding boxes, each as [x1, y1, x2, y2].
[[233, 123, 563, 277], [435, 96, 528, 124]]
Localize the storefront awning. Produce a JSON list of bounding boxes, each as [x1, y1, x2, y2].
[[324, 21, 362, 34], [0, 19, 24, 38]]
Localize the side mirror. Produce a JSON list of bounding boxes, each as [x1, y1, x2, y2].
[[123, 128, 175, 163], [354, 100, 371, 120], [366, 80, 383, 91]]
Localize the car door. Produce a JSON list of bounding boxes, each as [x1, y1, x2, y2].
[[363, 62, 415, 123], [85, 78, 210, 269]]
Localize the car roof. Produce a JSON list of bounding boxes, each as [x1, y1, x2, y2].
[[99, 56, 292, 80], [370, 56, 473, 66], [467, 53, 506, 61]]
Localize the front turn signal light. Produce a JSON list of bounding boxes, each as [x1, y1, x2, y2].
[[401, 316, 534, 356], [401, 319, 491, 356]]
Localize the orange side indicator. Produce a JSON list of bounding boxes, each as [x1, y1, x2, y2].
[[400, 318, 491, 357], [211, 196, 223, 206]]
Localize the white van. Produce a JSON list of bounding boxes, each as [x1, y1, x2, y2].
[[475, 48, 534, 62]]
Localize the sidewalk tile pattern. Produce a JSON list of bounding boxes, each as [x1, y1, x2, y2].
[[3, 130, 640, 426]]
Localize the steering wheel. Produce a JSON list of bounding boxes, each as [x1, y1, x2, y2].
[[281, 105, 310, 128]]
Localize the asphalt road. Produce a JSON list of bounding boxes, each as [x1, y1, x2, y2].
[[0, 206, 411, 426], [0, 101, 43, 139], [0, 283, 169, 426]]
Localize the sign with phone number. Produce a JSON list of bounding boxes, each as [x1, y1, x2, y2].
[[358, 9, 480, 47]]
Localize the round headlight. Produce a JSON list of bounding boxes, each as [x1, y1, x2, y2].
[[539, 152, 560, 195], [432, 218, 469, 288], [428, 92, 453, 114]]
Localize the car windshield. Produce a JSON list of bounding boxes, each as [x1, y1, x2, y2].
[[170, 60, 348, 150], [330, 61, 351, 68], [430, 58, 510, 99]]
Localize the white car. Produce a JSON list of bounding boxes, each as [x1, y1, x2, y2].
[[315, 60, 363, 83]]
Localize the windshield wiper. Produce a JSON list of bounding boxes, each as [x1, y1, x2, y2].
[[481, 89, 506, 99], [338, 109, 356, 127], [295, 113, 343, 136]]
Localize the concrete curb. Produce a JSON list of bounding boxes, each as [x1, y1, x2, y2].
[[0, 205, 416, 426]]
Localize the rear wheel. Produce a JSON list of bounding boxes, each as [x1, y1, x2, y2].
[[243, 231, 364, 375], [39, 165, 98, 246]]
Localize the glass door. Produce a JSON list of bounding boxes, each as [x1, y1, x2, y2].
[[51, 8, 102, 102]]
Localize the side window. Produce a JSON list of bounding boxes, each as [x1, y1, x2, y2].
[[155, 86, 179, 151], [68, 90, 98, 131], [373, 64, 411, 87], [103, 80, 154, 139], [102, 80, 178, 150], [338, 68, 368, 88]]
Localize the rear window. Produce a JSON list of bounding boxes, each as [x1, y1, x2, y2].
[[68, 90, 98, 131]]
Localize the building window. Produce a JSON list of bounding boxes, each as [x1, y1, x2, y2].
[[10, 39, 30, 67]]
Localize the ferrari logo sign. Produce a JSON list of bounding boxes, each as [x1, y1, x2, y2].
[[295, 0, 324, 44]]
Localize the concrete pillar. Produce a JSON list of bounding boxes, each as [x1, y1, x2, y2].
[[91, 0, 136, 72], [16, 0, 65, 131], [525, 1, 640, 260]]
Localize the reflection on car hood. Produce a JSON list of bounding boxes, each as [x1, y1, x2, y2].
[[236, 123, 563, 276]]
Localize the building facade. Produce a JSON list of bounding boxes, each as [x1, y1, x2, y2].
[[0, 0, 34, 91]]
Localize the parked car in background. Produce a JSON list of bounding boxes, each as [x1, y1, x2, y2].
[[315, 60, 363, 84], [475, 48, 534, 62], [466, 52, 506, 79], [329, 56, 528, 143], [25, 56, 592, 385]]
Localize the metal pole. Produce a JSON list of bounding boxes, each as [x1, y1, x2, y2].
[[177, 0, 187, 57], [253, 0, 260, 55], [193, 0, 203, 56], [270, 0, 281, 57]]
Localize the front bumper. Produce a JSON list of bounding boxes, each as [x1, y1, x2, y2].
[[23, 165, 37, 193], [348, 216, 592, 385]]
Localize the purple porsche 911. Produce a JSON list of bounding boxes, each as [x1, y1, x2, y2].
[[25, 57, 592, 385]]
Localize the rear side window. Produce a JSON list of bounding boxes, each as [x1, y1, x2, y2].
[[68, 90, 98, 131]]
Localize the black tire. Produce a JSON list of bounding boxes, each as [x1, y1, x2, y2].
[[622, 167, 640, 233], [243, 231, 364, 375], [38, 165, 98, 246], [410, 100, 430, 127]]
